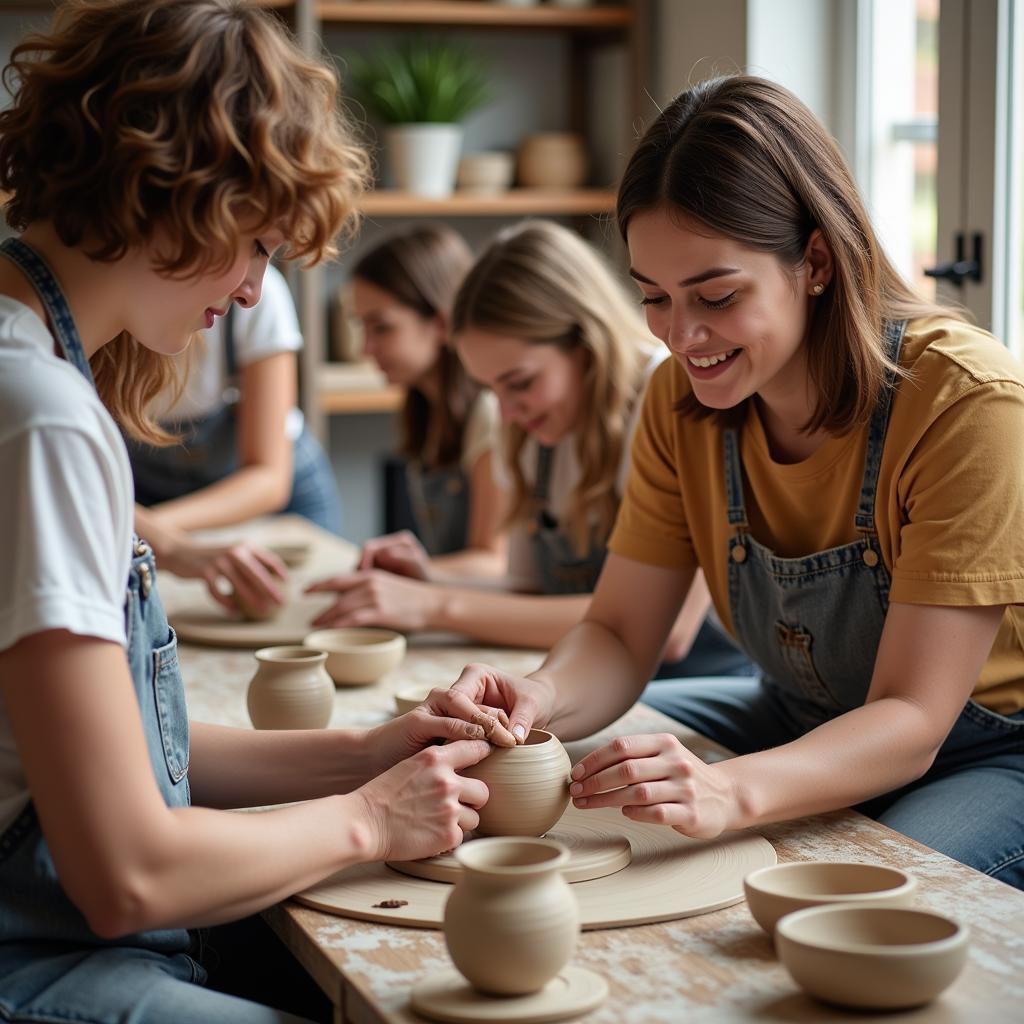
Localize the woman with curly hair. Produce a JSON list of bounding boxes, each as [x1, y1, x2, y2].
[[0, 2, 506, 1020]]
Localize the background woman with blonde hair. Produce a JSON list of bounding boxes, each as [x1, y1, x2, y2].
[[443, 76, 1024, 891], [310, 220, 751, 677], [349, 224, 507, 580], [0, 2, 504, 1020]]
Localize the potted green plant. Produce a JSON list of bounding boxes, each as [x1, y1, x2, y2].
[[347, 38, 491, 199]]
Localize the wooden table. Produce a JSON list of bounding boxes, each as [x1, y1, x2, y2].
[[162, 519, 1024, 1023]]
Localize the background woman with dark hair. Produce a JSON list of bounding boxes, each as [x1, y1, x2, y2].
[[349, 224, 508, 581]]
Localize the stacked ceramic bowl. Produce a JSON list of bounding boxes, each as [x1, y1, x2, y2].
[[744, 862, 969, 1010]]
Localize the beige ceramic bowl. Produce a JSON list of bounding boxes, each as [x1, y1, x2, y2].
[[744, 861, 917, 935], [776, 905, 969, 1009], [393, 683, 442, 715], [460, 729, 571, 837], [264, 540, 311, 568], [302, 628, 406, 686]]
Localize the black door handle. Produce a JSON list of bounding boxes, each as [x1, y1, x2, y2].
[[924, 232, 983, 286]]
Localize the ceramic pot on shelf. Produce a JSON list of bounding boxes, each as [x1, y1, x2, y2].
[[459, 728, 571, 836], [246, 646, 334, 730], [517, 132, 588, 189], [444, 837, 579, 995]]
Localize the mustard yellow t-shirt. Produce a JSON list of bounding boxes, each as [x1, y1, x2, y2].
[[609, 317, 1024, 714]]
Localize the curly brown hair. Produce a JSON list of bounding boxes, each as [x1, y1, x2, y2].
[[0, 0, 369, 441]]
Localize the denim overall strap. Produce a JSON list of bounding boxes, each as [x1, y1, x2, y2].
[[0, 237, 94, 384], [854, 319, 907, 534], [406, 460, 471, 556], [0, 239, 192, 956], [528, 442, 608, 595], [721, 322, 907, 730]]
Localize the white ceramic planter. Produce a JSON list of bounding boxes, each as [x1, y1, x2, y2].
[[385, 124, 463, 198]]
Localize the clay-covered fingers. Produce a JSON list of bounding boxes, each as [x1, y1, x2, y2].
[[448, 662, 553, 743], [303, 574, 376, 628], [359, 530, 429, 579], [425, 687, 516, 747]]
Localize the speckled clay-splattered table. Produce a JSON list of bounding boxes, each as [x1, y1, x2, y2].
[[163, 518, 1024, 1024]]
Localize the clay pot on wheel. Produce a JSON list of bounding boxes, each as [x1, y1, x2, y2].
[[460, 728, 571, 836], [247, 646, 334, 730], [444, 837, 579, 995]]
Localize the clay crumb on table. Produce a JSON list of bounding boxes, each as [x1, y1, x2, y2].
[[373, 899, 409, 909]]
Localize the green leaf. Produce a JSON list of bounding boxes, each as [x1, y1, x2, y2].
[[345, 37, 492, 125]]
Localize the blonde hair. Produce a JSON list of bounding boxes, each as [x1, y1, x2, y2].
[[617, 75, 963, 434], [452, 220, 651, 554], [0, 0, 369, 442], [352, 225, 475, 468]]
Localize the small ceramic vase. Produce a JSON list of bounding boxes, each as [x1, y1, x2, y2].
[[445, 837, 579, 995], [517, 132, 588, 189], [460, 729, 571, 836], [246, 646, 334, 730]]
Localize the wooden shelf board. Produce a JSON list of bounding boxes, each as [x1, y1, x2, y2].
[[317, 363, 403, 415], [319, 385, 404, 415], [316, 2, 632, 30], [360, 188, 616, 217]]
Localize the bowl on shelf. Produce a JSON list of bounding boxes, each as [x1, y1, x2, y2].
[[776, 905, 969, 1010], [744, 861, 917, 935], [517, 132, 587, 189], [457, 151, 515, 194], [302, 628, 406, 686]]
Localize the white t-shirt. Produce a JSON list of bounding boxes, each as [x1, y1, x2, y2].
[[0, 297, 134, 833], [460, 389, 501, 477], [502, 347, 667, 589], [151, 263, 303, 426]]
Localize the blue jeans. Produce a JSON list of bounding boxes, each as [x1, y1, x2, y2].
[[0, 946, 315, 1024], [642, 677, 1024, 890], [283, 427, 342, 535]]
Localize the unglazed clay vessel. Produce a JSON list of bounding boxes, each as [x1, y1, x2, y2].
[[444, 837, 579, 995], [517, 132, 587, 189], [776, 905, 969, 1009], [460, 728, 571, 836], [246, 645, 334, 729], [302, 627, 406, 686], [744, 861, 917, 935]]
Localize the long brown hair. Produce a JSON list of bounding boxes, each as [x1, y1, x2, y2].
[[352, 224, 475, 468], [0, 0, 368, 442], [452, 220, 651, 554], [617, 75, 961, 435]]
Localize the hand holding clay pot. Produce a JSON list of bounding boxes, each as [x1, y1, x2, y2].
[[447, 661, 556, 742], [459, 728, 572, 836], [444, 837, 579, 995], [351, 740, 491, 861]]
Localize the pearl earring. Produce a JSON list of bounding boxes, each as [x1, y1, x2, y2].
[[811, 283, 825, 296]]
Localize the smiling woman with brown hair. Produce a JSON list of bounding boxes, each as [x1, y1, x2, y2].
[[443, 75, 1024, 893]]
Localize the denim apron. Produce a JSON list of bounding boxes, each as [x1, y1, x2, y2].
[[126, 307, 342, 533], [644, 318, 1024, 884], [0, 237, 192, 955], [529, 443, 754, 677], [406, 461, 471, 556]]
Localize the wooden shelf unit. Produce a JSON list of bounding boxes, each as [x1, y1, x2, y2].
[[359, 188, 616, 217], [316, 1, 632, 30]]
